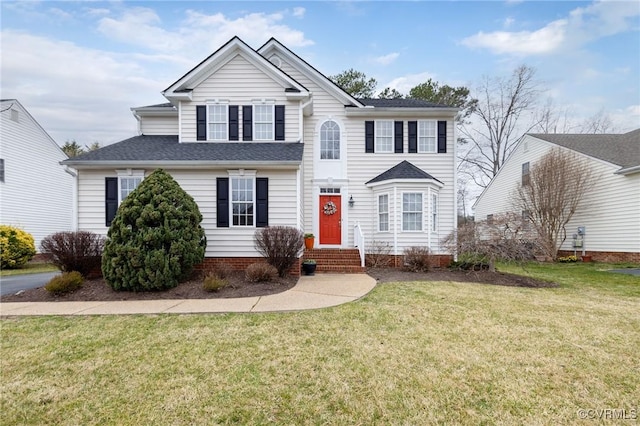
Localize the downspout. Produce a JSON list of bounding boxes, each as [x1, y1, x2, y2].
[[393, 186, 398, 259], [298, 93, 313, 143], [63, 166, 78, 231], [132, 111, 142, 135]]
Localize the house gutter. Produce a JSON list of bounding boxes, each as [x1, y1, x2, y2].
[[615, 164, 640, 175], [63, 166, 78, 231], [298, 93, 313, 142]]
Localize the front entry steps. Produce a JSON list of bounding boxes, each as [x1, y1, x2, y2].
[[303, 248, 365, 273]]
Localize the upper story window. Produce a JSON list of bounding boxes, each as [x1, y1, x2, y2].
[[320, 120, 340, 159], [522, 162, 530, 186], [402, 192, 423, 231], [378, 194, 389, 232], [231, 177, 254, 226], [254, 104, 274, 140], [418, 120, 436, 153], [375, 121, 393, 153], [208, 104, 228, 140]]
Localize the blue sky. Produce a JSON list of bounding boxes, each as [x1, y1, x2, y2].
[[1, 1, 639, 145]]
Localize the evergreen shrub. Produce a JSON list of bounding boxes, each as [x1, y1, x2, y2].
[[0, 225, 36, 269]]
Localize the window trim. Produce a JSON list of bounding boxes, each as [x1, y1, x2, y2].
[[431, 193, 438, 232], [375, 120, 394, 153], [206, 103, 228, 141], [116, 170, 144, 205], [378, 193, 390, 232], [229, 170, 257, 228], [320, 120, 341, 160], [253, 103, 275, 141], [401, 191, 423, 232], [418, 120, 437, 153]]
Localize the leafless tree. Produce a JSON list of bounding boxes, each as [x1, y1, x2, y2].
[[459, 65, 543, 187], [512, 148, 594, 260], [533, 98, 575, 134], [581, 108, 616, 134]]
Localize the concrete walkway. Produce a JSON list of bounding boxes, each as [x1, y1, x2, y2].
[[0, 274, 377, 317]]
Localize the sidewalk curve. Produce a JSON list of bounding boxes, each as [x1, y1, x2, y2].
[[0, 274, 376, 317]]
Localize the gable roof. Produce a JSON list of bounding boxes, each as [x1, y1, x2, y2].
[[61, 135, 303, 168], [366, 160, 443, 185], [163, 36, 309, 102], [257, 37, 365, 108], [528, 129, 640, 170]]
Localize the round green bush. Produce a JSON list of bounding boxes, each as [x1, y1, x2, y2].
[[44, 271, 84, 295], [102, 169, 207, 291], [0, 225, 36, 269]]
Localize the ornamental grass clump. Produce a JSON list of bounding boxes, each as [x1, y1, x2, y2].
[[102, 169, 207, 291], [44, 271, 84, 295], [0, 225, 36, 269]]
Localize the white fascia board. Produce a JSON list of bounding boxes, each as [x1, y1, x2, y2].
[[163, 39, 308, 99], [366, 178, 445, 189], [258, 41, 364, 108], [62, 161, 302, 170], [615, 165, 640, 175], [345, 107, 459, 118]]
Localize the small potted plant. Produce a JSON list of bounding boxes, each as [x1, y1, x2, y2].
[[304, 233, 315, 250], [302, 259, 317, 275]]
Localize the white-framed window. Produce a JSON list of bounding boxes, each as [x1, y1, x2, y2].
[[375, 121, 393, 153], [254, 104, 274, 140], [431, 194, 438, 232], [208, 104, 228, 140], [117, 170, 145, 204], [231, 176, 254, 226], [522, 162, 530, 186], [418, 120, 436, 153], [402, 192, 423, 231], [320, 120, 340, 159], [320, 187, 341, 194], [378, 194, 389, 232]]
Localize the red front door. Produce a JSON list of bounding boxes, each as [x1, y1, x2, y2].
[[319, 195, 341, 245]]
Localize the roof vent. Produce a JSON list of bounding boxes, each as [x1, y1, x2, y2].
[[269, 54, 282, 68]]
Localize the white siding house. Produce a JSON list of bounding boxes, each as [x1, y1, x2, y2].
[[63, 37, 459, 271], [474, 130, 640, 262], [0, 99, 73, 250]]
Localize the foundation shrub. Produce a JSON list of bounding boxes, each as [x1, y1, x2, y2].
[[44, 271, 84, 295], [403, 246, 432, 272], [245, 262, 278, 283], [254, 226, 304, 277], [203, 273, 228, 292], [40, 231, 105, 277], [0, 225, 36, 269]]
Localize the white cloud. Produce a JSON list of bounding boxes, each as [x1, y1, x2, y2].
[[96, 7, 313, 57], [503, 17, 515, 29], [373, 52, 400, 66], [292, 7, 305, 18], [0, 30, 166, 145], [383, 71, 435, 94], [462, 0, 640, 56]]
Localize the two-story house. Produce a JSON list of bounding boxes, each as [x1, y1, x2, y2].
[[62, 37, 458, 271]]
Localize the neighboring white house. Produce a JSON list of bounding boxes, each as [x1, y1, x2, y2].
[[0, 99, 74, 250], [62, 37, 458, 270], [474, 130, 640, 263]]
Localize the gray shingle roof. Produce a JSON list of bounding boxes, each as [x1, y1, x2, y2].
[[366, 160, 443, 184], [529, 129, 640, 169], [357, 98, 452, 108], [62, 135, 304, 165]]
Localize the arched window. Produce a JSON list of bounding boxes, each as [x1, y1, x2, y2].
[[320, 120, 340, 159]]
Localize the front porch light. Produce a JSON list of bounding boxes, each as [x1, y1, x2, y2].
[[348, 195, 355, 208]]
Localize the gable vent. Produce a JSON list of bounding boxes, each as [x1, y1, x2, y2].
[[269, 55, 282, 68]]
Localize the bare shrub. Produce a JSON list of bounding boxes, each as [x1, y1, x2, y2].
[[442, 212, 541, 272], [403, 246, 432, 272], [40, 231, 105, 277], [245, 263, 278, 283], [203, 273, 227, 292], [254, 226, 304, 277], [366, 240, 392, 268], [210, 263, 233, 279]]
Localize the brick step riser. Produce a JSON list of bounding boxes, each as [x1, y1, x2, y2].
[[302, 249, 364, 273]]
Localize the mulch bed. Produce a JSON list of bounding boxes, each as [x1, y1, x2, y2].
[[1, 268, 556, 303]]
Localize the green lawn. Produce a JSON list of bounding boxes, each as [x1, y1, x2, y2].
[[2, 263, 638, 425], [0, 262, 58, 277]]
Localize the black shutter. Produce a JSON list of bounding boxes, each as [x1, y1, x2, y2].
[[256, 178, 269, 227], [365, 121, 374, 153], [275, 105, 285, 141], [228, 105, 239, 141], [105, 177, 118, 227], [196, 105, 207, 141], [394, 121, 403, 153], [216, 178, 229, 228], [242, 106, 252, 141], [408, 121, 417, 153], [437, 121, 447, 153]]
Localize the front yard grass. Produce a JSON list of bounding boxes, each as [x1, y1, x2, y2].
[[1, 262, 638, 425], [0, 261, 58, 277]]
